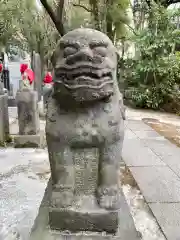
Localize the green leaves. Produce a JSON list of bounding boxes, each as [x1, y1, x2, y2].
[[123, 5, 180, 112]]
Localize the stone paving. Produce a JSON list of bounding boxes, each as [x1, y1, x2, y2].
[[123, 119, 180, 240]]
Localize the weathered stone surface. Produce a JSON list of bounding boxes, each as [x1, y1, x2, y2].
[[129, 166, 180, 202], [14, 134, 42, 148], [9, 83, 13, 96], [14, 89, 41, 148], [3, 94, 9, 138], [19, 79, 23, 90], [122, 138, 165, 166], [16, 89, 40, 135], [0, 81, 4, 94], [42, 84, 53, 108], [33, 53, 42, 101], [0, 94, 9, 144], [45, 28, 125, 233], [8, 96, 16, 107], [30, 180, 140, 240], [49, 200, 118, 233], [149, 203, 180, 240], [0, 96, 5, 144]]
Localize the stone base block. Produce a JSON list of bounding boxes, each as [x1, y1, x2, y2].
[[14, 134, 42, 148], [8, 96, 16, 106], [30, 179, 141, 240], [49, 204, 118, 233]]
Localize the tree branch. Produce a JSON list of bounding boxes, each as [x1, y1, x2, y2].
[[72, 3, 92, 12], [40, 0, 65, 36], [126, 23, 138, 35]]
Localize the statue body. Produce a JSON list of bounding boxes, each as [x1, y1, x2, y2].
[[46, 28, 125, 233]]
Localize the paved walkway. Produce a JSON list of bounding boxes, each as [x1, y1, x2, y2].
[[126, 106, 180, 126], [123, 119, 180, 240]]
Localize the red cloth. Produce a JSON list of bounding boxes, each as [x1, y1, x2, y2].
[[23, 68, 35, 85], [43, 72, 53, 84], [0, 64, 3, 72], [20, 64, 28, 74]]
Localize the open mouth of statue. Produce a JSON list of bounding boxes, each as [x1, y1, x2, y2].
[[56, 68, 113, 90]]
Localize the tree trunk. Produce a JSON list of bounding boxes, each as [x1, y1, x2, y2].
[[106, 0, 114, 41], [89, 0, 101, 30], [40, 0, 65, 36]]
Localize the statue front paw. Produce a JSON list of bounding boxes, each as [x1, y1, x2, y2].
[[51, 190, 74, 208], [97, 185, 120, 210]]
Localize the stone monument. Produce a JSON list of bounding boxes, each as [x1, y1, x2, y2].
[[14, 88, 41, 148], [30, 28, 140, 240]]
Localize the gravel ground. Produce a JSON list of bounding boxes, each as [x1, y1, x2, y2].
[[0, 148, 50, 240]]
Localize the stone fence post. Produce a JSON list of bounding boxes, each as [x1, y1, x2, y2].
[[14, 88, 41, 148], [0, 82, 10, 146], [33, 53, 42, 101]]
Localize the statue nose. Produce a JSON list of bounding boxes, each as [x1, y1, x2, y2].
[[80, 47, 93, 57], [66, 47, 93, 64], [78, 47, 94, 61]]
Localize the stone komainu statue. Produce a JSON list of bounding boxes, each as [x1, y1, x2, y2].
[[46, 28, 125, 233]]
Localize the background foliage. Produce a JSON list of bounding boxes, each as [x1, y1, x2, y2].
[[122, 4, 180, 113], [0, 0, 180, 113]]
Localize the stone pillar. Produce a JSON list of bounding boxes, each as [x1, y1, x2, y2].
[[3, 69, 10, 91], [0, 81, 4, 94], [14, 89, 41, 148], [43, 84, 53, 108], [0, 95, 5, 145], [9, 83, 14, 96], [0, 92, 10, 146], [33, 53, 42, 101]]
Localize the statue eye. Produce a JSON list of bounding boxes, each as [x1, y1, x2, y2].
[[64, 47, 77, 57], [92, 46, 107, 57]]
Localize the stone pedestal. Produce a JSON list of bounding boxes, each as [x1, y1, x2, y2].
[[49, 196, 118, 233], [0, 94, 10, 145], [30, 179, 140, 240], [8, 96, 16, 107], [14, 89, 41, 148]]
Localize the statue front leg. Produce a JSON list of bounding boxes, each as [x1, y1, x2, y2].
[[97, 139, 123, 210], [49, 146, 75, 208]]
